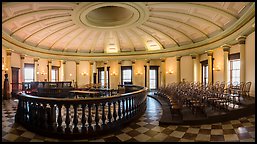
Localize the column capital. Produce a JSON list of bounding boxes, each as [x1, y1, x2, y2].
[[34, 57, 39, 62], [48, 60, 52, 63], [132, 61, 135, 64], [75, 61, 80, 65], [20, 54, 25, 60], [89, 61, 94, 65], [6, 49, 12, 56], [104, 62, 107, 65], [118, 61, 122, 65], [176, 56, 181, 61], [206, 50, 213, 56], [236, 36, 246, 44], [222, 44, 231, 52], [146, 60, 150, 63], [161, 59, 166, 62], [190, 54, 197, 59], [62, 60, 66, 64]]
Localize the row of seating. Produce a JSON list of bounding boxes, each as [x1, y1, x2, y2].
[[157, 81, 252, 118]]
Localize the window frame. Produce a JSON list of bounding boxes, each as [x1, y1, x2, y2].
[[121, 66, 132, 85], [24, 63, 34, 82], [97, 67, 110, 87]]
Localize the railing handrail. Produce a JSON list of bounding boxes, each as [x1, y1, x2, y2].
[[19, 86, 147, 102]]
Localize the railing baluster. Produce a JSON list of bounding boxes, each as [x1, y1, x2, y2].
[[101, 102, 107, 130], [126, 98, 129, 119], [57, 104, 63, 132], [43, 103, 48, 129], [95, 103, 100, 131], [117, 100, 121, 121], [73, 104, 79, 133], [88, 104, 93, 133], [81, 104, 87, 133], [28, 102, 33, 124], [65, 105, 71, 133], [113, 101, 117, 122], [122, 99, 126, 120], [107, 102, 112, 127]]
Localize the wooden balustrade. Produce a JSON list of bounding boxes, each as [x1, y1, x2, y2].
[[15, 85, 147, 139]]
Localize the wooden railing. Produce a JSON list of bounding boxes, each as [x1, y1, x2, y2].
[[15, 85, 147, 139]]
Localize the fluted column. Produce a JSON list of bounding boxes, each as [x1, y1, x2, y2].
[[90, 62, 93, 84], [176, 56, 181, 83], [146, 60, 150, 88], [6, 49, 12, 92], [237, 36, 246, 82], [76, 61, 80, 88], [48, 60, 52, 82], [104, 62, 107, 87], [132, 61, 135, 85], [34, 58, 39, 82], [62, 61, 66, 81], [207, 50, 213, 84], [222, 44, 230, 84], [191, 55, 198, 82], [161, 59, 166, 86], [118, 61, 122, 85], [20, 54, 25, 83], [93, 61, 97, 84]]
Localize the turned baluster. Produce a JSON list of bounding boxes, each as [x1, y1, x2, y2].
[[57, 104, 63, 132], [101, 102, 107, 130], [65, 104, 71, 133], [113, 101, 117, 122], [81, 104, 87, 133], [126, 98, 129, 119], [122, 99, 126, 120], [131, 97, 135, 116], [88, 104, 93, 132], [28, 102, 33, 124], [37, 103, 42, 127], [73, 104, 79, 133], [42, 103, 48, 129], [23, 101, 27, 123], [32, 102, 37, 126], [95, 103, 100, 131], [48, 104, 56, 131], [107, 102, 112, 127], [117, 100, 122, 121], [128, 97, 132, 117]]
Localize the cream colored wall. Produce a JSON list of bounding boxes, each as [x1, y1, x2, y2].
[[133, 60, 146, 87], [37, 59, 48, 82], [165, 57, 177, 85], [245, 31, 255, 96], [109, 60, 119, 89], [2, 48, 7, 89], [65, 61, 76, 83], [213, 47, 224, 83], [77, 61, 90, 87], [180, 56, 193, 82]]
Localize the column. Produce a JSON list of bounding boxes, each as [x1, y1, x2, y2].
[[76, 61, 80, 88], [222, 44, 230, 84], [161, 59, 166, 86], [20, 54, 25, 83], [132, 61, 135, 85], [176, 56, 181, 83], [48, 60, 52, 81], [89, 62, 93, 84], [191, 55, 197, 82], [93, 61, 97, 84], [118, 61, 122, 85], [237, 36, 246, 82], [6, 49, 12, 93], [34, 58, 39, 81], [104, 62, 107, 87], [61, 60, 66, 81], [207, 50, 213, 84], [146, 60, 150, 88]]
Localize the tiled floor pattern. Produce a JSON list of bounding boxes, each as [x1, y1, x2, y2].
[[2, 97, 255, 142]]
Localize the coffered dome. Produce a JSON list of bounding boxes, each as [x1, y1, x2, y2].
[[2, 2, 255, 60]]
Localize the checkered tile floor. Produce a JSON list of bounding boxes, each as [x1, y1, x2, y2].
[[2, 97, 255, 142]]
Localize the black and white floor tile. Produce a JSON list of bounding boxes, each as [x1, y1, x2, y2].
[[2, 97, 255, 142]]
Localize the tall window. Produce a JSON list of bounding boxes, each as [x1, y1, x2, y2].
[[229, 53, 240, 84], [51, 66, 59, 82], [24, 64, 34, 82], [149, 66, 159, 90], [201, 60, 208, 85], [121, 66, 132, 85], [98, 67, 109, 87]]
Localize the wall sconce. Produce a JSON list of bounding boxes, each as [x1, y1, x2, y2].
[[81, 72, 88, 76], [110, 72, 117, 76], [166, 70, 173, 74], [36, 71, 40, 75], [213, 65, 221, 71], [69, 73, 72, 77], [41, 71, 47, 75], [136, 71, 142, 75]]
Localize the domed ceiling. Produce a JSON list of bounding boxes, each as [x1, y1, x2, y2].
[[2, 2, 255, 60]]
